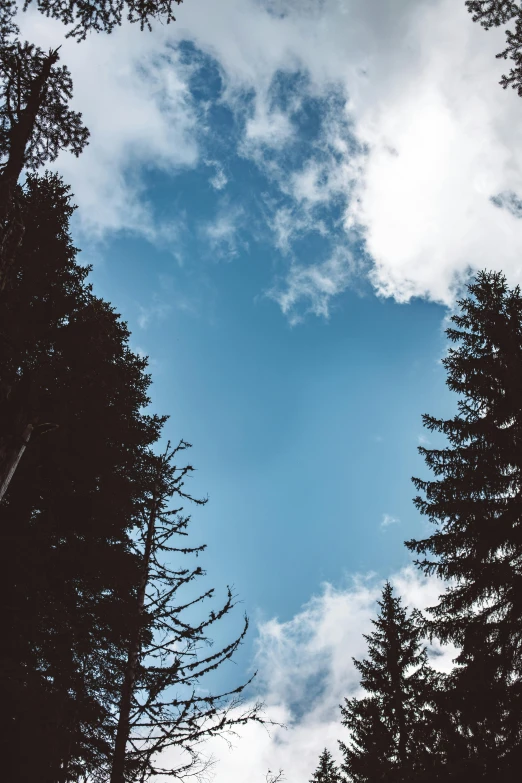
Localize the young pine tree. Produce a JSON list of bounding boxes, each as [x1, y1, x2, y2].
[[310, 749, 341, 783], [339, 583, 436, 783], [407, 270, 522, 777], [110, 441, 264, 783]]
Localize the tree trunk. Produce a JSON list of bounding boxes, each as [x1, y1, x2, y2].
[[0, 48, 59, 221], [110, 485, 159, 783], [0, 48, 59, 288], [0, 422, 32, 502]]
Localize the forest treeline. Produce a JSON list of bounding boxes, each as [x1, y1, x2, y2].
[[308, 270, 522, 782], [1, 1, 522, 782]]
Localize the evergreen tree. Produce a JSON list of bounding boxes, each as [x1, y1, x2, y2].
[[407, 270, 522, 777], [339, 583, 437, 783], [24, 0, 185, 40], [0, 173, 163, 782], [310, 749, 341, 783], [110, 441, 263, 783], [465, 1, 522, 95]]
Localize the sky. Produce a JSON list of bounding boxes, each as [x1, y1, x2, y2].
[[17, 0, 522, 780]]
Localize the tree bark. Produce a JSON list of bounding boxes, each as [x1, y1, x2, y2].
[[0, 422, 32, 502]]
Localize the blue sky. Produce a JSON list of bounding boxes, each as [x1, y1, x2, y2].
[[19, 0, 522, 779]]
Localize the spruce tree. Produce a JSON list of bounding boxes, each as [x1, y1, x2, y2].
[[407, 270, 522, 777], [310, 749, 341, 783], [339, 583, 437, 783]]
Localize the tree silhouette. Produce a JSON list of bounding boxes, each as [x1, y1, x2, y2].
[[340, 583, 437, 783], [25, 0, 185, 40], [407, 270, 522, 778], [0, 173, 163, 782], [310, 749, 341, 783], [110, 441, 264, 782]]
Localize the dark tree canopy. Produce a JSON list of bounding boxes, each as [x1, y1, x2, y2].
[[340, 583, 437, 783], [24, 0, 185, 40], [309, 748, 341, 783], [0, 173, 164, 782]]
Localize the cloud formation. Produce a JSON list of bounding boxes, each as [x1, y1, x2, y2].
[[20, 0, 522, 316]]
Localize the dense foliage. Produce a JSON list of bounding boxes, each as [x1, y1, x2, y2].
[[24, 0, 185, 40]]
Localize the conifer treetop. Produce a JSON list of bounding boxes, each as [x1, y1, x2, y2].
[[309, 748, 341, 783]]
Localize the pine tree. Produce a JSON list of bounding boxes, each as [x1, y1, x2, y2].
[[110, 441, 264, 783], [310, 748, 341, 783], [24, 0, 185, 40], [339, 583, 437, 783], [407, 270, 522, 777]]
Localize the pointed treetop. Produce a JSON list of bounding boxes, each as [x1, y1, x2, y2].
[[310, 748, 341, 783]]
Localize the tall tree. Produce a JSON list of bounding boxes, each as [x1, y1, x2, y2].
[[310, 749, 341, 783], [407, 270, 522, 777], [24, 0, 185, 40], [0, 173, 163, 783], [339, 583, 437, 783], [110, 440, 263, 783]]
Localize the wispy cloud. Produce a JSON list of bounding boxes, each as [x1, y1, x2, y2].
[[380, 513, 400, 530], [269, 247, 360, 325], [137, 295, 172, 329], [207, 160, 229, 191], [202, 204, 246, 259]]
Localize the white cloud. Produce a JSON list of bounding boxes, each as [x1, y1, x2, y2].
[[381, 513, 400, 529], [190, 566, 457, 783]]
